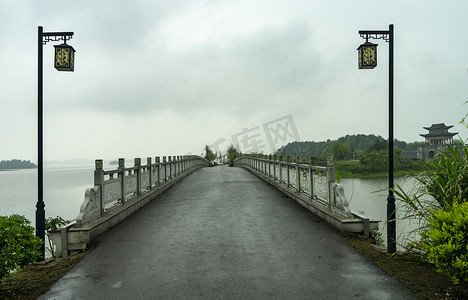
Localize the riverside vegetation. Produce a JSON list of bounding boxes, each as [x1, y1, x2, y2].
[[277, 135, 425, 178]]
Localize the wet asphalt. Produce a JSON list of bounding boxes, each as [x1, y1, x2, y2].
[[40, 166, 416, 300]]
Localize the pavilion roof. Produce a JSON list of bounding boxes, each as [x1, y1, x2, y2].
[[420, 132, 458, 138], [423, 123, 454, 131]]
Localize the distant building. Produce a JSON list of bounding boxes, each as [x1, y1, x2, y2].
[[402, 123, 459, 160], [420, 123, 458, 146]]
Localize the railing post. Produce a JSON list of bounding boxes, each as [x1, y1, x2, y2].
[[273, 155, 277, 181], [147, 157, 152, 190], [135, 158, 141, 196], [94, 159, 104, 216], [309, 157, 315, 199], [177, 156, 180, 176], [155, 156, 160, 185], [268, 154, 272, 177], [286, 156, 291, 188], [327, 156, 336, 210], [118, 158, 126, 204], [180, 156, 184, 173], [296, 156, 301, 193], [163, 156, 167, 181], [167, 155, 172, 180], [279, 155, 283, 183]]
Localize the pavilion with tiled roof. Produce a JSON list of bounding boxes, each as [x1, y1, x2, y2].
[[420, 123, 458, 145]]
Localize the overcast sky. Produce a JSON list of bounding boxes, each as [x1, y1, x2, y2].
[[1, 0, 467, 162]]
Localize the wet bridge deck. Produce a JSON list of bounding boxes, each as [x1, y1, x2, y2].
[[41, 166, 415, 299]]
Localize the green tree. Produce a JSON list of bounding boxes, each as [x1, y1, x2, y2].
[[204, 145, 217, 166], [226, 144, 240, 167], [366, 139, 388, 153], [332, 142, 352, 160], [360, 150, 387, 172]]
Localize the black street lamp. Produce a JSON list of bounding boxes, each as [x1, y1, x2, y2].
[[37, 26, 75, 260], [357, 24, 396, 253]]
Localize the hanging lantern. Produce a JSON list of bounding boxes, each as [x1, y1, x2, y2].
[[54, 43, 76, 71], [357, 41, 377, 69]]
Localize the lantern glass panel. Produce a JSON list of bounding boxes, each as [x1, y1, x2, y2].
[[54, 44, 75, 71], [357, 42, 377, 69]]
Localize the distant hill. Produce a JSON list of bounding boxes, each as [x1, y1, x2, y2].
[[0, 159, 37, 170], [44, 158, 94, 165], [275, 134, 413, 161]]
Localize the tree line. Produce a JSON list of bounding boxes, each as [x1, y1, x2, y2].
[[275, 134, 425, 161], [274, 134, 426, 175], [0, 159, 37, 170]]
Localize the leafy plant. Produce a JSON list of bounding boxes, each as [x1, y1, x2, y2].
[[226, 143, 240, 167], [373, 230, 385, 246], [422, 145, 468, 209], [392, 144, 468, 233], [204, 145, 217, 166], [461, 100, 468, 129], [45, 216, 69, 231], [421, 201, 468, 284], [0, 215, 42, 278], [45, 216, 70, 258]]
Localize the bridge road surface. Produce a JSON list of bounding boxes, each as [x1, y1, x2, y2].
[[40, 166, 416, 300]]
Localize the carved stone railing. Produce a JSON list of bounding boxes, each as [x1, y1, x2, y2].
[[234, 155, 352, 218], [75, 155, 208, 227]]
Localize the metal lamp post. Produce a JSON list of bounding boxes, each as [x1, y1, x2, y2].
[[37, 26, 75, 260], [357, 24, 395, 253]]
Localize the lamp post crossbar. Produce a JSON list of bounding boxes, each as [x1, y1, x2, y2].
[[359, 30, 390, 42], [41, 31, 73, 45]]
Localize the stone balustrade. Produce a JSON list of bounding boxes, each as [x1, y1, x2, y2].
[[234, 154, 378, 234], [50, 155, 208, 257], [76, 155, 208, 226]]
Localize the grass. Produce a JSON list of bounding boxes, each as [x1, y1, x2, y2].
[[335, 160, 422, 179], [1, 238, 467, 299], [344, 233, 468, 299]]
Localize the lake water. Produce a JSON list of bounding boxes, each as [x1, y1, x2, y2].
[[0, 165, 94, 224], [0, 165, 421, 250], [341, 176, 422, 249]]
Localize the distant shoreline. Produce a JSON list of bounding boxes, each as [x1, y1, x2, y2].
[[0, 159, 37, 170]]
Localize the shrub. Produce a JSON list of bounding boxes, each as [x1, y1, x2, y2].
[[45, 216, 70, 257], [421, 145, 468, 210], [392, 144, 468, 235], [0, 215, 42, 278], [226, 144, 240, 167], [421, 201, 468, 285]]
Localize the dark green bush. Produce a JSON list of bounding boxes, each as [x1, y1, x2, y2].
[[0, 215, 42, 278], [421, 201, 468, 285]]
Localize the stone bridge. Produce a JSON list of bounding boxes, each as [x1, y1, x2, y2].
[[43, 160, 416, 299], [50, 155, 377, 257]]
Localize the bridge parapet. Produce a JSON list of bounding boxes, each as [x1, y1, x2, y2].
[[50, 155, 208, 257], [234, 155, 378, 235], [76, 155, 208, 226], [235, 155, 352, 217]]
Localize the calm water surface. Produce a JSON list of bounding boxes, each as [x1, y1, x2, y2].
[[341, 176, 422, 249], [0, 165, 94, 224]]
